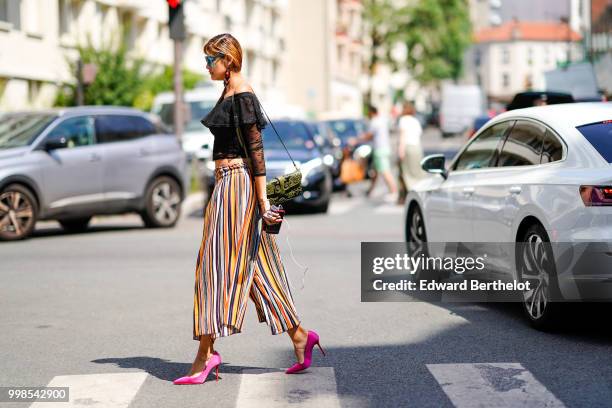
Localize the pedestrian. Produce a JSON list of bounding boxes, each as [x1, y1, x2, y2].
[[396, 101, 425, 204], [349, 104, 398, 202], [173, 33, 325, 385]]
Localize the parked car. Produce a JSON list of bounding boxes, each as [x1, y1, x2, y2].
[[506, 91, 574, 111], [305, 120, 342, 188], [325, 117, 374, 181], [405, 102, 612, 330], [151, 85, 219, 162], [205, 119, 333, 213], [0, 106, 190, 241]]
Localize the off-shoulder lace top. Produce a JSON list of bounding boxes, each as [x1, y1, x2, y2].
[[200, 91, 268, 176]]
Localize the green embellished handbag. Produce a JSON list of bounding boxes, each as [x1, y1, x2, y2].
[[231, 93, 302, 206]]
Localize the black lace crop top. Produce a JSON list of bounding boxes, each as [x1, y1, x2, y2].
[[200, 91, 268, 176]]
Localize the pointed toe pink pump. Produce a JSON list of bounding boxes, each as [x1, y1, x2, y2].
[[173, 351, 222, 385], [286, 330, 326, 374]]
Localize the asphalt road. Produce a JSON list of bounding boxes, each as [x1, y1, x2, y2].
[[2, 130, 612, 408]]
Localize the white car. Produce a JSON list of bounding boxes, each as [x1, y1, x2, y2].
[[151, 85, 220, 161], [405, 102, 612, 329]]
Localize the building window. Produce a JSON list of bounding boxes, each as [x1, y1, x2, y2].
[[474, 48, 481, 66], [527, 47, 533, 65], [224, 15, 231, 31], [28, 80, 42, 105], [501, 46, 510, 64], [502, 73, 510, 88], [0, 0, 8, 22], [0, 0, 20, 29], [59, 0, 78, 36]]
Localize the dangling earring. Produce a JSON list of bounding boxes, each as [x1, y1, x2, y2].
[[223, 65, 231, 88]]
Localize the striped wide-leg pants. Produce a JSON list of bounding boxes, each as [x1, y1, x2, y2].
[[193, 161, 301, 340]]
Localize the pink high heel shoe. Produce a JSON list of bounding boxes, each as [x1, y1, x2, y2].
[[173, 351, 222, 385], [285, 330, 326, 374]]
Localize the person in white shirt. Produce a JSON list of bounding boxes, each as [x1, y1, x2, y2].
[[397, 101, 425, 204], [349, 104, 398, 202]]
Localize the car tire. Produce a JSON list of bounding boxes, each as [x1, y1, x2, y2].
[[516, 223, 563, 331], [314, 199, 329, 213], [0, 184, 38, 241], [406, 204, 431, 280], [140, 176, 182, 228], [58, 216, 92, 233]]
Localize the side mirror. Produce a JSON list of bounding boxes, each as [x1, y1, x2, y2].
[[44, 137, 69, 151], [421, 154, 448, 179]]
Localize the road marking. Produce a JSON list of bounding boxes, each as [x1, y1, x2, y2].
[[236, 367, 341, 408], [426, 363, 566, 408], [373, 203, 405, 214], [328, 197, 365, 215], [29, 372, 148, 408]]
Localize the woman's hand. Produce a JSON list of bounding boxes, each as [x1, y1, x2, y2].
[[259, 199, 282, 225]]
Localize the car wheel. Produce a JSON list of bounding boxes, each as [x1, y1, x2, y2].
[[516, 223, 562, 330], [0, 184, 38, 241], [58, 216, 92, 232], [140, 176, 182, 228], [314, 199, 329, 213], [406, 204, 430, 280]]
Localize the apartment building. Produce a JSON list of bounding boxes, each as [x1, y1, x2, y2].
[[281, 0, 364, 119], [0, 0, 286, 110]]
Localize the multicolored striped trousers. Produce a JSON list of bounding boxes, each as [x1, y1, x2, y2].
[[193, 161, 301, 340]]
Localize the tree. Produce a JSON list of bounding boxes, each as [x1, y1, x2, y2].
[[400, 0, 472, 85], [55, 31, 151, 107], [55, 31, 204, 110], [362, 0, 472, 106]]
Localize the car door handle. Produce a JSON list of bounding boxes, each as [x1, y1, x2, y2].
[[462, 187, 475, 195], [138, 148, 150, 157], [508, 186, 522, 195]]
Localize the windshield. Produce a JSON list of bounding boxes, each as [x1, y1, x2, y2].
[[576, 121, 612, 163], [262, 122, 314, 150], [153, 100, 216, 132], [0, 113, 57, 149], [326, 119, 361, 140]]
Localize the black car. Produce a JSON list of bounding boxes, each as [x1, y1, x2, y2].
[[205, 119, 333, 213], [324, 118, 374, 182], [506, 91, 574, 111], [305, 120, 343, 189]]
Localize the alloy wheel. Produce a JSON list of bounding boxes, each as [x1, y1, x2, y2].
[[519, 233, 551, 320]]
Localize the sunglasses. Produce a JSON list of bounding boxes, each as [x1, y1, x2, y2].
[[205, 52, 225, 69]]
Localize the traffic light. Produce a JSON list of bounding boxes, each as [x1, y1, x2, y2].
[[168, 0, 185, 40]]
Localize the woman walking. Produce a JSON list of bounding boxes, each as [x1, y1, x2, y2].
[[173, 33, 325, 385]]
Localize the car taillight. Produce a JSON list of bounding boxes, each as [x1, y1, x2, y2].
[[580, 186, 612, 206]]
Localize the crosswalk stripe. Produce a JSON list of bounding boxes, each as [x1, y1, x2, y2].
[[29, 372, 148, 408], [373, 203, 405, 214], [328, 197, 365, 215], [236, 367, 341, 408], [426, 363, 566, 408]]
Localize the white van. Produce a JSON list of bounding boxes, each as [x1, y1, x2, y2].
[[151, 84, 221, 161], [440, 84, 484, 138]]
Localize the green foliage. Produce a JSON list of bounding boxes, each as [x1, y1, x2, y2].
[[134, 66, 204, 111], [363, 0, 472, 86], [54, 31, 204, 110]]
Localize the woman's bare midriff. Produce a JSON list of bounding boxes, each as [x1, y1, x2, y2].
[[214, 157, 251, 169]]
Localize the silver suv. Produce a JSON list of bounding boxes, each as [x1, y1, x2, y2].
[[0, 106, 190, 241]]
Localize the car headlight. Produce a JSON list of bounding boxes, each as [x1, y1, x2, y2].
[[285, 158, 324, 185]]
